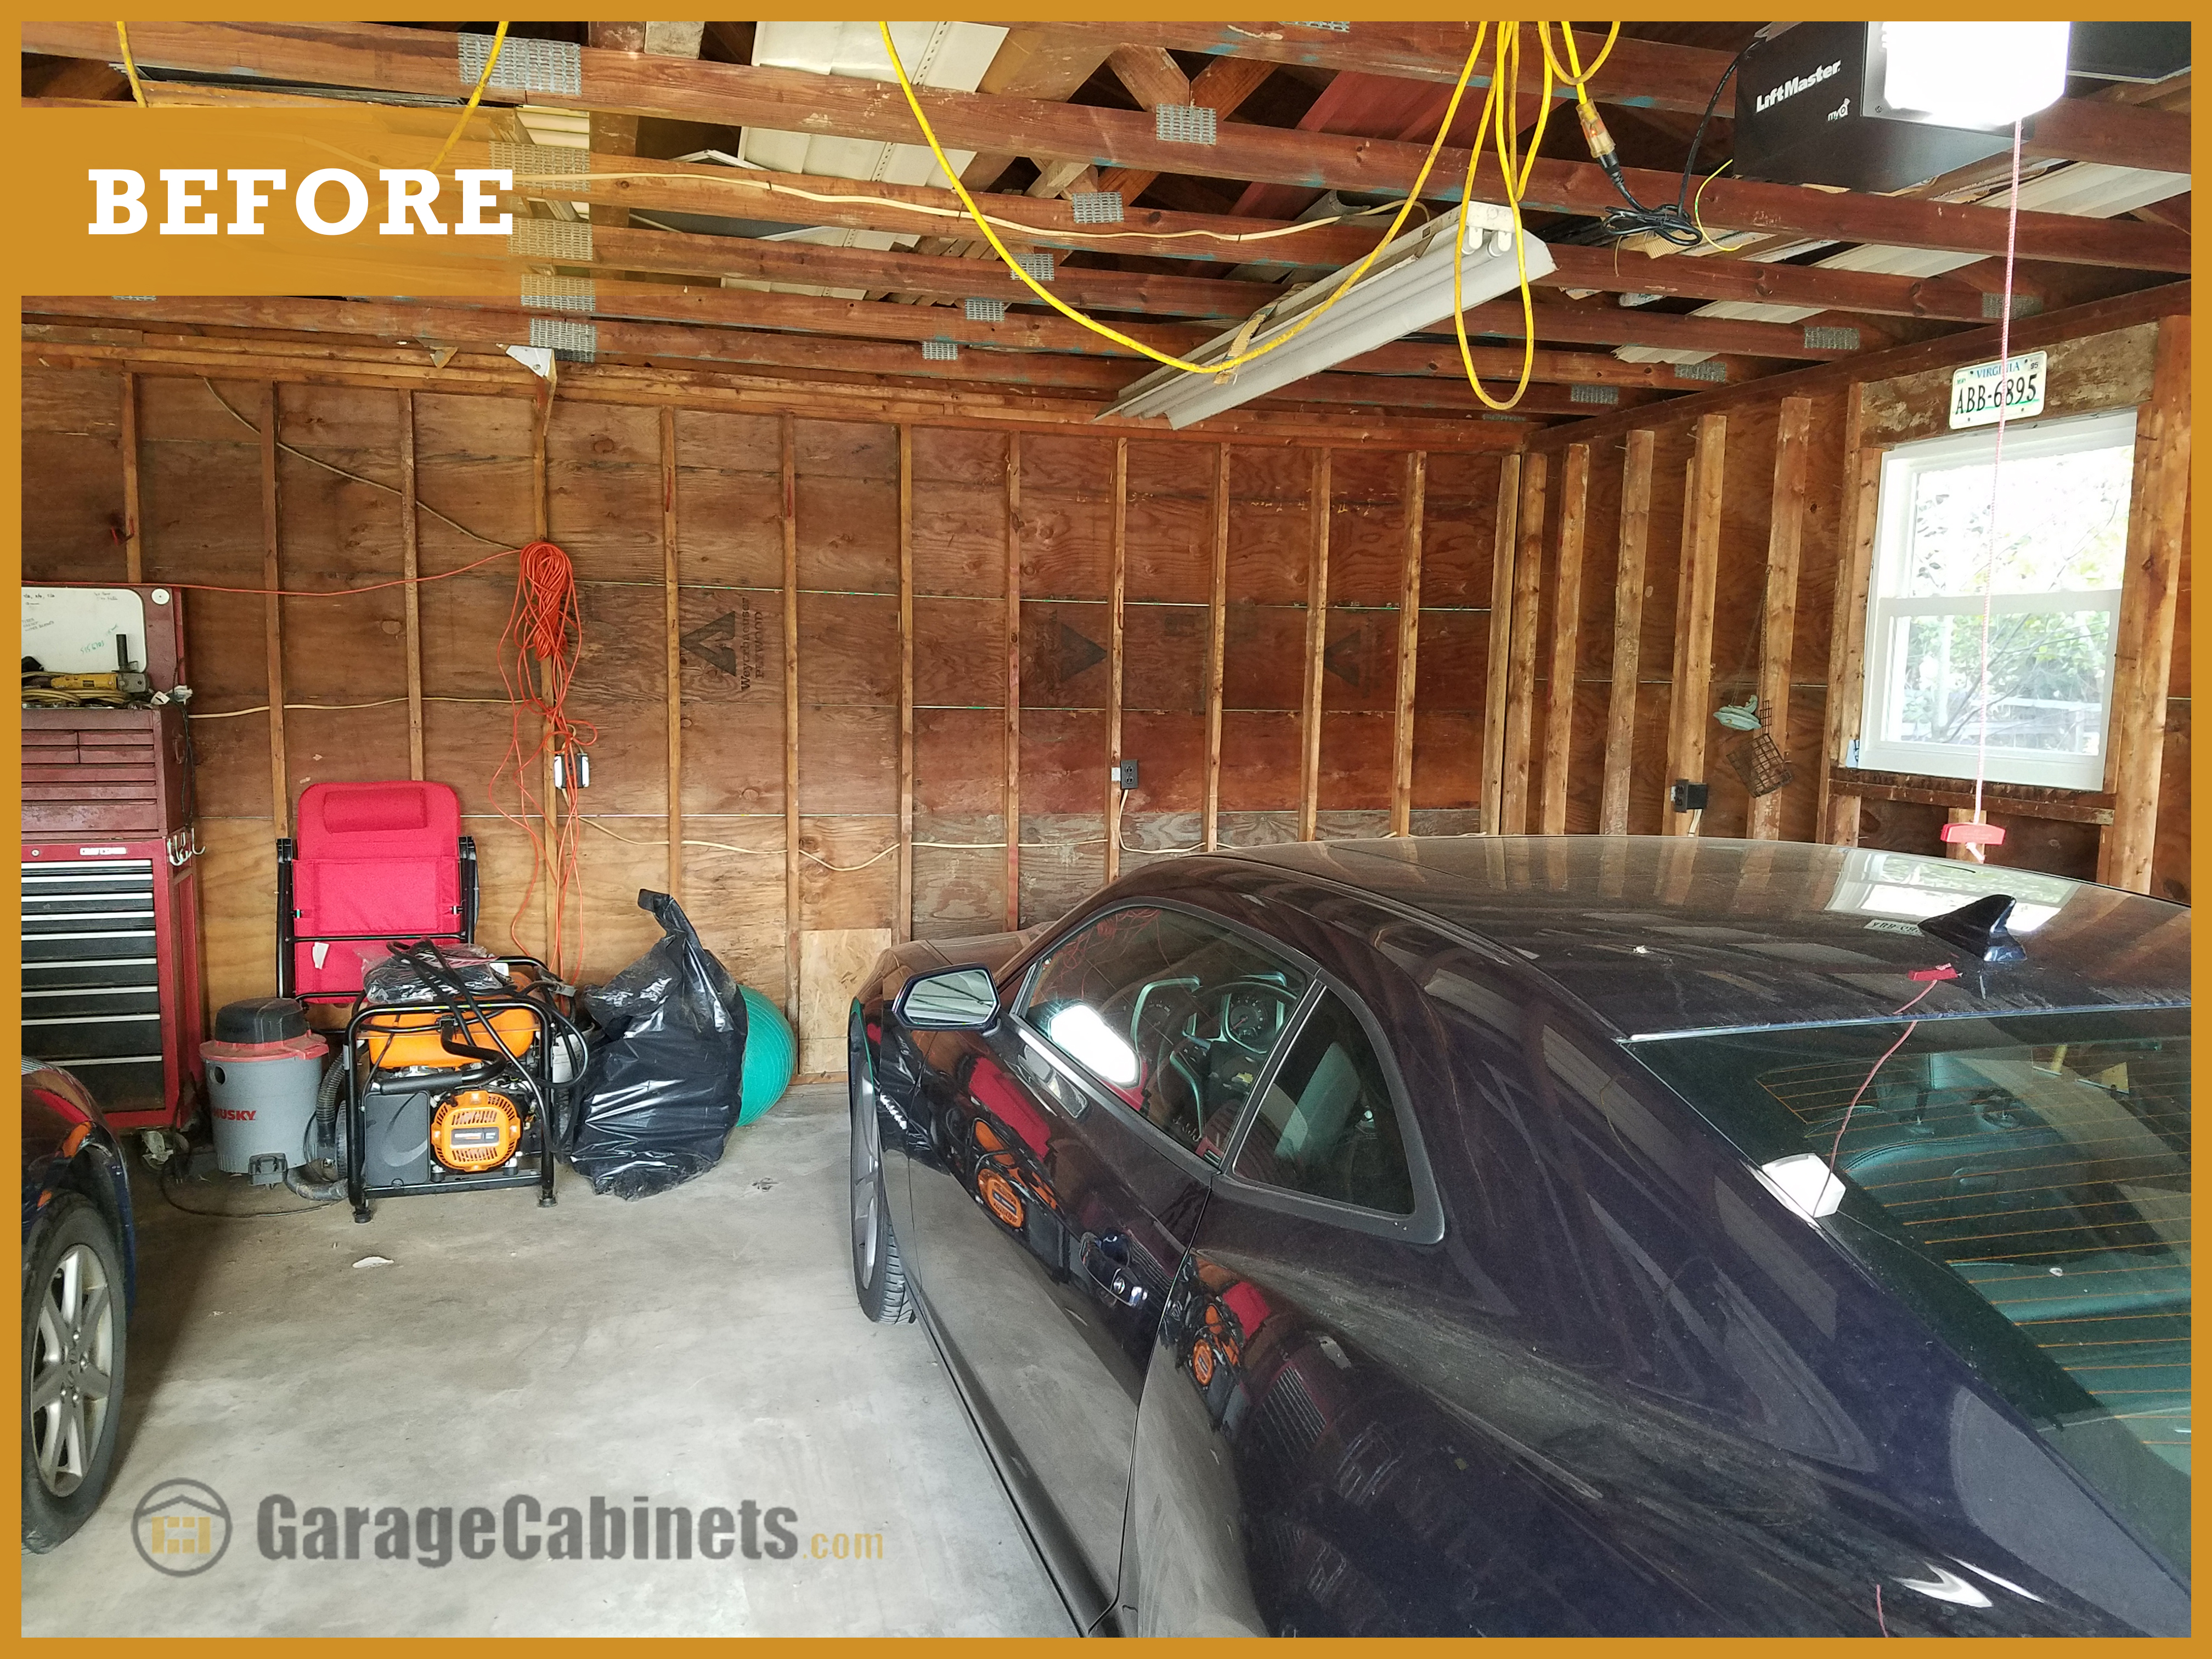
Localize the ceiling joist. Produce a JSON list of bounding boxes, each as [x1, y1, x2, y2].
[[20, 20, 2187, 272], [1025, 21, 2190, 174]]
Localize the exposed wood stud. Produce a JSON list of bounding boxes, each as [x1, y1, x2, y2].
[[781, 413, 800, 1020], [896, 425, 915, 941], [1105, 435, 1127, 883], [1749, 398, 1812, 840], [1390, 450, 1427, 837], [1299, 447, 1332, 842], [2098, 312, 2191, 892], [1501, 451, 1548, 834], [1663, 414, 1726, 837], [399, 390, 424, 781], [1005, 432, 1023, 930], [120, 372, 142, 583], [1600, 430, 1655, 835], [1204, 444, 1229, 851], [660, 404, 682, 898], [1820, 386, 1879, 847], [1480, 453, 1522, 835], [258, 383, 288, 837], [1539, 443, 1590, 834]]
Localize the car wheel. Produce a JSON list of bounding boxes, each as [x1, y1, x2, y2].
[[849, 1009, 911, 1324], [22, 1193, 128, 1553]]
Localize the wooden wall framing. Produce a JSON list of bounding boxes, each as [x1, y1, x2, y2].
[[1522, 281, 2191, 899], [18, 280, 2191, 1093]]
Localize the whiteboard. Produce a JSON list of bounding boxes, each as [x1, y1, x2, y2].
[[21, 587, 151, 675]]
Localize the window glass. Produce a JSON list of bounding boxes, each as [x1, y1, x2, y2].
[[1898, 441, 2131, 599], [1632, 1012, 2188, 1575], [1021, 906, 1307, 1160], [1233, 991, 1415, 1215], [1860, 409, 2134, 790]]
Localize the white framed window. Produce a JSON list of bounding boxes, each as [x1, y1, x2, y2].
[[1860, 407, 2137, 791]]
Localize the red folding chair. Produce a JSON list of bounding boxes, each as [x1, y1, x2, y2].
[[275, 781, 479, 1003]]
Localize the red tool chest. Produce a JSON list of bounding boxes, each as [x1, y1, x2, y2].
[[21, 585, 204, 1137], [22, 705, 193, 838], [21, 838, 205, 1132]]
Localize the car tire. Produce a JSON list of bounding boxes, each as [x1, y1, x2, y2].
[[849, 1010, 912, 1324], [22, 1193, 129, 1553]]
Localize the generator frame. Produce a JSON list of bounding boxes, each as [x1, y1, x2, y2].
[[342, 977, 563, 1222]]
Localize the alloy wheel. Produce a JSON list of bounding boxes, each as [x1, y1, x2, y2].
[[30, 1242, 115, 1499]]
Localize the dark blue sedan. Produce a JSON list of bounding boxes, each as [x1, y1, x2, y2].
[[847, 837, 2188, 1637], [21, 1059, 138, 1552]]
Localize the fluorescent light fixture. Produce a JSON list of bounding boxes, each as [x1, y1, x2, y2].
[[1882, 22, 2070, 131], [1102, 202, 1552, 429], [1759, 1153, 1847, 1221]]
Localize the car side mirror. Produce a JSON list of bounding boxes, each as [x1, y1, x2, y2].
[[894, 964, 999, 1030]]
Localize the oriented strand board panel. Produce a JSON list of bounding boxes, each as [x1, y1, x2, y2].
[[909, 426, 1013, 926], [669, 816, 788, 997], [413, 391, 538, 822], [912, 809, 1007, 940], [275, 383, 413, 792], [798, 927, 894, 1075], [193, 816, 279, 1019], [1408, 451, 1499, 811], [673, 408, 783, 589], [21, 365, 127, 580], [1217, 446, 1312, 823], [547, 400, 664, 582], [1858, 322, 2160, 446]]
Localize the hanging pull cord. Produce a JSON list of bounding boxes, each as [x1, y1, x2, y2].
[[1957, 120, 2027, 865]]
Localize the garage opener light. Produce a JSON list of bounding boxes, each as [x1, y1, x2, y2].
[[1102, 202, 1553, 429], [1881, 22, 2070, 131]]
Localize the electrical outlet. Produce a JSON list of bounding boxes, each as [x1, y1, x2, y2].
[[1669, 780, 1709, 814], [1110, 759, 1139, 791]]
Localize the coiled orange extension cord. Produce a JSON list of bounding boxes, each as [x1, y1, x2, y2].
[[490, 540, 596, 979]]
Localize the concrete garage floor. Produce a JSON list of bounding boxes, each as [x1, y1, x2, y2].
[[22, 1084, 1074, 1638]]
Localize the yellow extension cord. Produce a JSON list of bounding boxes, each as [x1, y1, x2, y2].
[[115, 19, 1634, 413], [880, 20, 1627, 413], [876, 20, 1483, 385]]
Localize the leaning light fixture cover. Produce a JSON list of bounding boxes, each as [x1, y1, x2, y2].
[[1881, 21, 2070, 129], [1102, 202, 1551, 429]]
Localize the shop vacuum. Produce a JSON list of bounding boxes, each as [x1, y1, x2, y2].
[[203, 943, 586, 1221]]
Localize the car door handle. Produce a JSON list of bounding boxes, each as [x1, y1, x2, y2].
[[1081, 1234, 1147, 1308]]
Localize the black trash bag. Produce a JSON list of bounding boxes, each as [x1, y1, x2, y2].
[[568, 890, 749, 1199]]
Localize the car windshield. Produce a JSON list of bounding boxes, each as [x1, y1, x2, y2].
[[1630, 1009, 2188, 1576]]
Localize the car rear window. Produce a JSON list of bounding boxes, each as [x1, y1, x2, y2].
[[1630, 1010, 2188, 1575]]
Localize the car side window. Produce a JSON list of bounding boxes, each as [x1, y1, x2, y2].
[[1020, 905, 1310, 1161], [1232, 990, 1415, 1216]]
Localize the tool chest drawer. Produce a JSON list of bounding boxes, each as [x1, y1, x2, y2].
[[19, 848, 198, 1130], [21, 707, 189, 838]]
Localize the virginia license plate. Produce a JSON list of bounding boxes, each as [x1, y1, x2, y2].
[[1949, 350, 2046, 429]]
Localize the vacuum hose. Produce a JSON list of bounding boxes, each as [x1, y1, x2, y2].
[[281, 1059, 350, 1204]]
